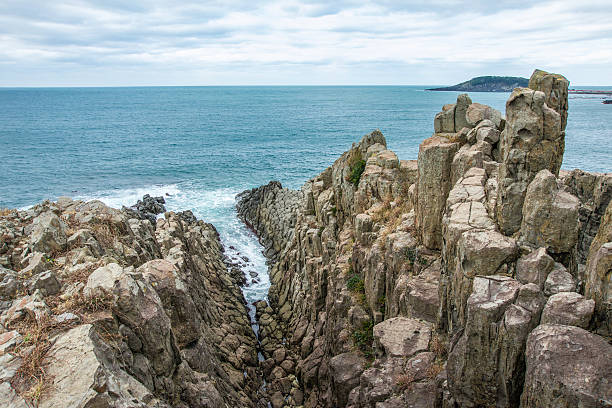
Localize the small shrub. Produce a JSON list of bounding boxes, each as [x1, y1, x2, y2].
[[352, 320, 374, 358], [347, 274, 365, 293], [349, 159, 366, 187], [347, 150, 366, 188], [405, 247, 417, 263]]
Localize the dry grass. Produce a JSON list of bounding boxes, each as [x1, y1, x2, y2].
[[61, 262, 100, 285], [430, 333, 448, 360], [371, 194, 411, 249], [426, 360, 445, 379], [0, 208, 13, 217], [10, 314, 77, 406], [394, 372, 415, 392], [54, 292, 114, 315]]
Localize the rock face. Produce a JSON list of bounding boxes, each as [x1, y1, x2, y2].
[[0, 197, 264, 407]]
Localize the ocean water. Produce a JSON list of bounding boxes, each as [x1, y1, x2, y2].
[[1, 86, 611, 307]]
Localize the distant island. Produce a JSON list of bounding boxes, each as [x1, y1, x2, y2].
[[427, 75, 529, 92]]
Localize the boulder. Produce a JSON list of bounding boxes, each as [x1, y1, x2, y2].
[[83, 262, 125, 298], [544, 264, 575, 296], [520, 170, 579, 253], [29, 211, 67, 254], [434, 104, 456, 133], [466, 102, 502, 128], [516, 247, 555, 289], [454, 94, 472, 132], [540, 292, 594, 328], [521, 324, 612, 407]]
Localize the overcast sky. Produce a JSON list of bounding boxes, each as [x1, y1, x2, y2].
[[1, 0, 611, 86]]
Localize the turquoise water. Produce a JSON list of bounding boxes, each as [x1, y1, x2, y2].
[[1, 86, 610, 305]]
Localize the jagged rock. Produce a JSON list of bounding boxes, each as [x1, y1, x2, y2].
[[373, 317, 431, 358], [0, 267, 22, 300], [496, 70, 568, 235], [540, 292, 594, 328], [29, 211, 67, 253], [454, 94, 473, 132], [434, 104, 455, 133], [521, 324, 612, 408], [561, 169, 612, 264], [416, 135, 461, 249], [20, 251, 49, 277], [448, 276, 541, 407], [544, 264, 575, 296], [528, 69, 570, 130], [123, 194, 166, 226], [466, 102, 502, 129], [516, 247, 555, 289], [83, 262, 125, 298], [520, 169, 579, 253], [40, 324, 167, 408], [29, 270, 61, 296], [584, 200, 612, 335], [329, 352, 366, 407]]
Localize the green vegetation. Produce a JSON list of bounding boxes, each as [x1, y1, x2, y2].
[[347, 150, 366, 188], [352, 320, 374, 358], [378, 295, 386, 314], [347, 273, 365, 293]]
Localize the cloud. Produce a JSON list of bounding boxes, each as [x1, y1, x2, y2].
[[0, 0, 611, 85]]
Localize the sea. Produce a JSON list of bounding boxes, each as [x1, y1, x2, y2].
[[1, 86, 610, 310]]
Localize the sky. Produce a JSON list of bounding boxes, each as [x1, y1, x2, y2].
[[1, 0, 611, 86]]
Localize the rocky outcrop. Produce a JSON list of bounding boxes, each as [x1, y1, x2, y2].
[[234, 69, 610, 408], [496, 72, 569, 235], [0, 197, 264, 407]]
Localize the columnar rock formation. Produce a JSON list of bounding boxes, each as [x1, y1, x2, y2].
[[1, 68, 610, 408], [236, 69, 611, 408]]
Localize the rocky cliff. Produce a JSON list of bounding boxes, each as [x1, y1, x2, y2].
[[0, 198, 266, 407], [237, 69, 612, 408]]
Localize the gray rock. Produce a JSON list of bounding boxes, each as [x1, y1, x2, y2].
[[520, 170, 580, 253], [454, 94, 473, 132], [516, 247, 555, 289], [496, 70, 568, 235], [373, 317, 431, 358], [541, 292, 595, 328], [521, 324, 612, 408], [329, 352, 366, 407], [544, 264, 575, 296], [29, 211, 67, 254], [30, 270, 61, 296]]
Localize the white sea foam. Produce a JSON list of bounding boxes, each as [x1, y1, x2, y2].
[[77, 182, 271, 313]]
